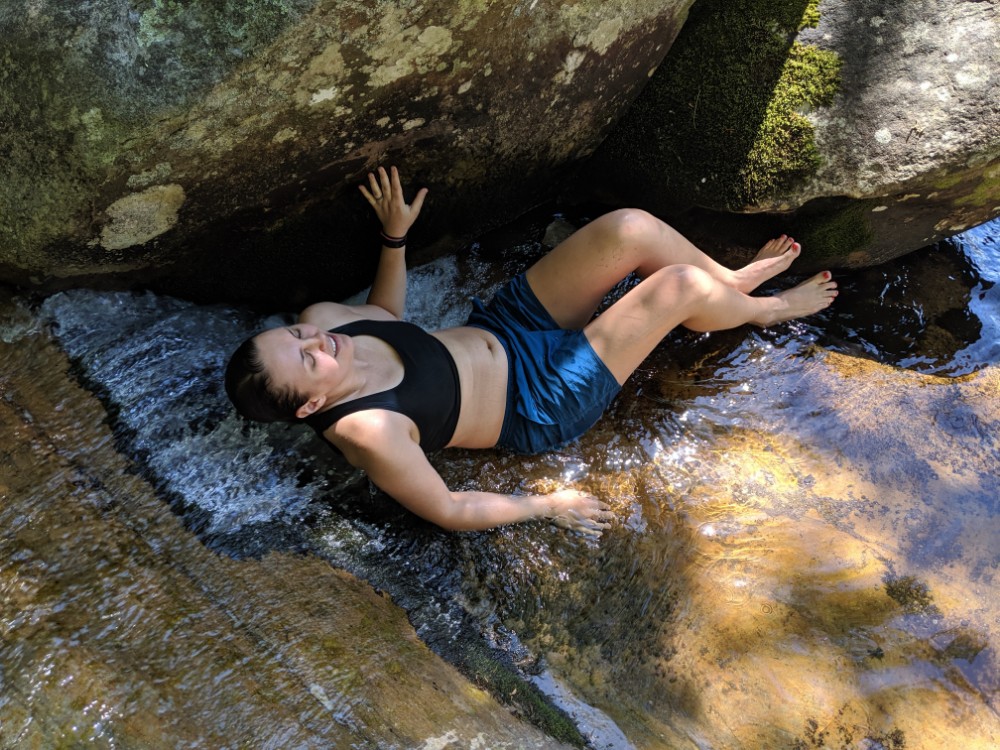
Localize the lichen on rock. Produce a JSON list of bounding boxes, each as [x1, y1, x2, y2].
[[1, 0, 692, 303], [99, 184, 187, 251]]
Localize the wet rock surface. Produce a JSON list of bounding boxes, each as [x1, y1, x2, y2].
[[0, 316, 573, 748]]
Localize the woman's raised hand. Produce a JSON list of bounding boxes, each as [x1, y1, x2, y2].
[[359, 166, 428, 240]]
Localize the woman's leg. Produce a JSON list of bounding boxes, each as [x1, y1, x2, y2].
[[525, 209, 800, 329], [584, 264, 837, 384]]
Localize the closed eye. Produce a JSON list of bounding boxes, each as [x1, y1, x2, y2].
[[288, 328, 314, 368]]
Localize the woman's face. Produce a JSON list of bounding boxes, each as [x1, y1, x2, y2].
[[254, 323, 354, 411]]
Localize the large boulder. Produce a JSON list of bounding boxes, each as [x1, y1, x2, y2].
[[587, 0, 1000, 268], [0, 0, 693, 306]]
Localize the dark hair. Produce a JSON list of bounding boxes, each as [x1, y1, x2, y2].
[[224, 334, 306, 423]]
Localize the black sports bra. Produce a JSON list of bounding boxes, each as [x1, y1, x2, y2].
[[303, 319, 461, 452]]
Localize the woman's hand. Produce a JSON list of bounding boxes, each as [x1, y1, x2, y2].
[[359, 165, 428, 239], [544, 489, 614, 538]]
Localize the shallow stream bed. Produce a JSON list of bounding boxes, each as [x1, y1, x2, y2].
[[2, 216, 997, 748]]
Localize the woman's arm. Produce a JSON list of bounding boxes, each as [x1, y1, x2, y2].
[[358, 166, 428, 319], [334, 411, 614, 536], [298, 167, 426, 327]]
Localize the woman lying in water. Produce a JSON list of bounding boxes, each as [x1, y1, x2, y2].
[[225, 167, 837, 536]]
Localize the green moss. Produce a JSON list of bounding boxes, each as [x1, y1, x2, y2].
[[799, 2, 821, 29], [884, 574, 934, 614], [464, 650, 586, 747], [742, 42, 840, 204], [792, 202, 875, 262], [0, 36, 134, 260], [956, 170, 1000, 207], [606, 0, 840, 210], [925, 163, 1000, 207], [137, 0, 308, 53], [933, 171, 968, 191]]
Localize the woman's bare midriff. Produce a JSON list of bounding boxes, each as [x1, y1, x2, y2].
[[432, 327, 508, 448]]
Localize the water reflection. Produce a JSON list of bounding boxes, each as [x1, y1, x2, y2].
[[473, 221, 999, 746], [818, 223, 999, 375], [444, 219, 1000, 746], [8, 217, 1000, 747]]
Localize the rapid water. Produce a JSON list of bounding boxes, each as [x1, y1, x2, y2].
[[3, 216, 999, 748]]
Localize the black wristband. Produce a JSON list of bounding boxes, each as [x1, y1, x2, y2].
[[380, 231, 407, 248]]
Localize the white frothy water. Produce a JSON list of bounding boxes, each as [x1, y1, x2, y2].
[[955, 220, 1000, 367], [37, 255, 497, 535], [39, 291, 310, 532], [345, 252, 501, 329]]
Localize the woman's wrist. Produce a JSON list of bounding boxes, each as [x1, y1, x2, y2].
[[529, 494, 556, 521], [380, 229, 407, 248]]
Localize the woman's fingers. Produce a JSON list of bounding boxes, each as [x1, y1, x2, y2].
[[548, 492, 615, 538], [360, 166, 424, 207], [378, 166, 392, 200], [409, 187, 429, 218], [359, 167, 395, 211], [367, 170, 383, 199], [561, 515, 610, 538]]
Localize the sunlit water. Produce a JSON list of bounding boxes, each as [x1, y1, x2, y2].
[[2, 217, 998, 748]]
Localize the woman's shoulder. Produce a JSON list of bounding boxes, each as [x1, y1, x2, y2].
[[323, 408, 420, 461], [298, 301, 399, 330]]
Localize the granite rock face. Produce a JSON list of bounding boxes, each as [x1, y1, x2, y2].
[[0, 0, 693, 306], [590, 0, 1000, 267]]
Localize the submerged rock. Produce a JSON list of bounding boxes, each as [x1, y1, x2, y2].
[[0, 0, 692, 306], [588, 0, 1000, 267], [0, 310, 575, 748]]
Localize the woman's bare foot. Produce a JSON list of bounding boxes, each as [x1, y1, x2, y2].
[[753, 271, 838, 327], [731, 235, 801, 293], [753, 234, 797, 262]]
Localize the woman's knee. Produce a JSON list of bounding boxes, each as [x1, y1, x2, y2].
[[597, 208, 661, 245], [648, 264, 714, 309]]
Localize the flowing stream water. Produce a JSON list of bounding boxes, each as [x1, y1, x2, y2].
[[1, 215, 998, 749]]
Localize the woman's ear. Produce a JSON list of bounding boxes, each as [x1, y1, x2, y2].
[[295, 395, 326, 419]]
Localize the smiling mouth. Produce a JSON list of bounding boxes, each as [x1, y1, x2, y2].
[[327, 333, 338, 357]]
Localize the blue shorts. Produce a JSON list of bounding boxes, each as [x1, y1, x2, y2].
[[466, 273, 621, 454]]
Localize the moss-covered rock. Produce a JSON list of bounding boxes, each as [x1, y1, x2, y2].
[[593, 0, 837, 211], [588, 0, 1000, 267]]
